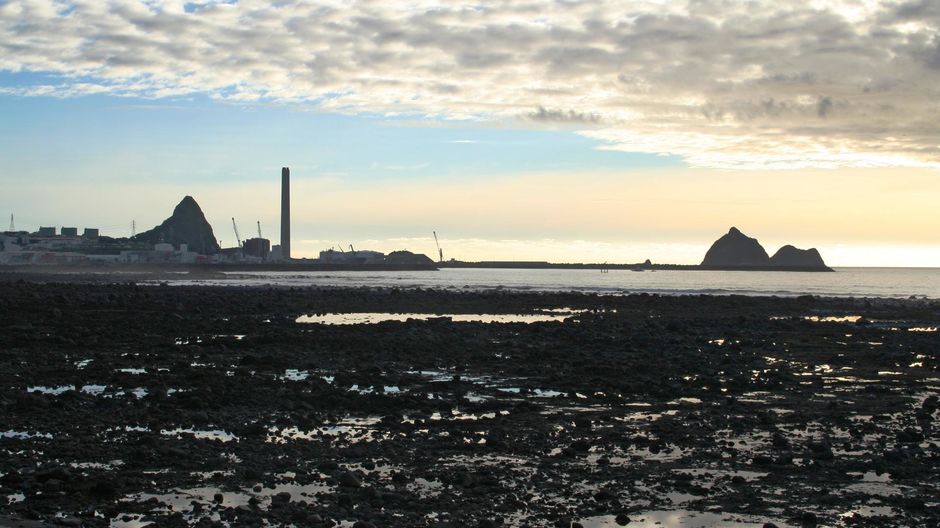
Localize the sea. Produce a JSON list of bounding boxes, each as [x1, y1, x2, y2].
[[167, 267, 940, 299]]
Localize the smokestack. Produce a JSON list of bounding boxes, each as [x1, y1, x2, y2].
[[281, 167, 291, 260]]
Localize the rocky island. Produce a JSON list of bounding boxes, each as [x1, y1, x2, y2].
[[133, 196, 222, 255], [701, 227, 833, 271]]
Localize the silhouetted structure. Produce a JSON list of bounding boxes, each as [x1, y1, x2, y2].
[[770, 245, 827, 268], [701, 227, 770, 267], [243, 237, 271, 259], [281, 167, 291, 260], [385, 250, 435, 267], [701, 227, 832, 271], [133, 196, 221, 255]]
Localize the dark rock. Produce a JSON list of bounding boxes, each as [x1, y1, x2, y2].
[[593, 488, 617, 501], [133, 196, 221, 254], [809, 442, 834, 461], [800, 511, 818, 527], [896, 428, 924, 443], [615, 513, 631, 525], [701, 227, 771, 267], [89, 477, 121, 500], [384, 250, 435, 267], [318, 461, 340, 472], [570, 439, 591, 452], [752, 454, 773, 466], [884, 449, 908, 462], [339, 472, 362, 488], [34, 466, 71, 483], [271, 492, 291, 506], [769, 245, 828, 269]]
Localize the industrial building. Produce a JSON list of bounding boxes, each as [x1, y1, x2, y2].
[[319, 249, 385, 265], [2, 166, 431, 268], [243, 237, 271, 259]]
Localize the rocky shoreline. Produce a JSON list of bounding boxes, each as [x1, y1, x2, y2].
[[0, 278, 937, 527]]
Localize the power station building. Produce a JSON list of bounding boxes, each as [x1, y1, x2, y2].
[[243, 237, 271, 259]]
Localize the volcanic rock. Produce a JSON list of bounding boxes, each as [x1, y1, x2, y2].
[[384, 250, 435, 267], [133, 196, 221, 254], [769, 245, 828, 269], [701, 227, 771, 267]]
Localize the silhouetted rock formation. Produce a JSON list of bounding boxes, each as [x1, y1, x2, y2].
[[134, 196, 221, 254], [770, 245, 827, 269], [701, 227, 770, 267], [385, 250, 435, 267], [701, 227, 832, 271]]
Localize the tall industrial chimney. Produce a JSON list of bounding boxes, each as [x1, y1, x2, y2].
[[281, 167, 291, 260]]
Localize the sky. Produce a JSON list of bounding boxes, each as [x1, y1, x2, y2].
[[1, 0, 938, 266]]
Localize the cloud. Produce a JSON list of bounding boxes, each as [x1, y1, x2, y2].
[[816, 96, 833, 118], [527, 106, 601, 124], [1, 1, 940, 168]]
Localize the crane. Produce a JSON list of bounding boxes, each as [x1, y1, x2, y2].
[[257, 221, 262, 239], [433, 231, 443, 263], [231, 218, 242, 247]]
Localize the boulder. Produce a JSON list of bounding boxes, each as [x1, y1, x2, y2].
[[701, 227, 771, 267]]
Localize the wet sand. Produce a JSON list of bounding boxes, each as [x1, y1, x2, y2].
[[0, 278, 937, 527]]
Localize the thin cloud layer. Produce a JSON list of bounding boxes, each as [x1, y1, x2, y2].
[[2, 0, 939, 168]]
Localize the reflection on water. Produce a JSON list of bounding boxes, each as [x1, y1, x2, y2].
[[804, 315, 863, 323], [295, 312, 579, 324], [160, 428, 238, 443], [1, 430, 53, 440], [580, 510, 794, 527]]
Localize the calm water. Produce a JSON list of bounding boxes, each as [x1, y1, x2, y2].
[[172, 267, 940, 299]]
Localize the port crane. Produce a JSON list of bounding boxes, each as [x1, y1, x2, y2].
[[232, 218, 242, 247], [433, 231, 443, 263]]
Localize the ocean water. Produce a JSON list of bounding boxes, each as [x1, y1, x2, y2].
[[171, 267, 940, 299]]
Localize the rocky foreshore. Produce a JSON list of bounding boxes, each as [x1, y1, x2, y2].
[[0, 277, 937, 527]]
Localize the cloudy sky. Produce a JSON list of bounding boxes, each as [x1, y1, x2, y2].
[[1, 0, 938, 265]]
